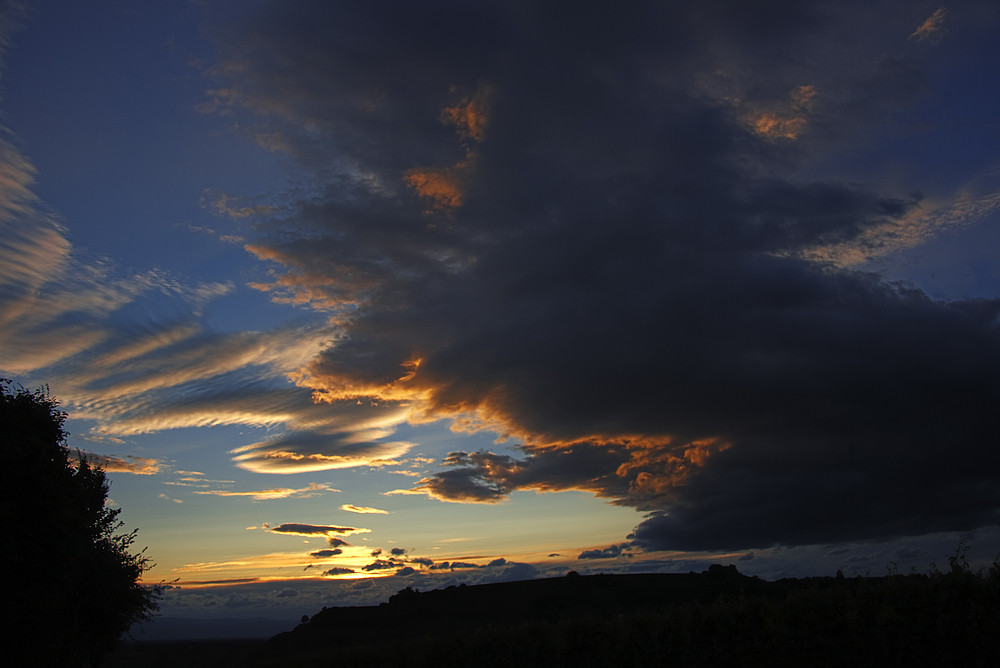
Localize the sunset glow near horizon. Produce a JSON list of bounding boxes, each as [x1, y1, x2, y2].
[[3, 0, 1000, 621]]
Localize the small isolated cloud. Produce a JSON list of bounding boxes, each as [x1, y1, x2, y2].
[[327, 538, 349, 548], [309, 549, 343, 558], [270, 523, 369, 538], [362, 559, 399, 572], [323, 567, 355, 576], [340, 504, 389, 514], [909, 7, 948, 43], [578, 543, 630, 560], [395, 566, 417, 576], [79, 452, 161, 475], [408, 557, 434, 567], [390, 547, 407, 556], [195, 482, 338, 501]]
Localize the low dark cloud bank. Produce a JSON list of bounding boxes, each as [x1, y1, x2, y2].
[[209, 0, 1000, 552]]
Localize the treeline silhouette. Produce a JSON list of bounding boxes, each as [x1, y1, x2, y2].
[[257, 557, 1000, 667], [1, 380, 160, 667]]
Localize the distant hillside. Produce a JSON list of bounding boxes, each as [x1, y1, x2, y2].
[[261, 564, 1000, 667], [271, 566, 761, 650]]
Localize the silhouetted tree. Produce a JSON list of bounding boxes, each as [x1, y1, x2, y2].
[[0, 380, 162, 667]]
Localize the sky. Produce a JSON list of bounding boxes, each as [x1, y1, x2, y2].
[[2, 0, 1000, 622]]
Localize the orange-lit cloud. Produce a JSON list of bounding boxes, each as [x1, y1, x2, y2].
[[746, 85, 817, 141], [231, 439, 413, 474], [384, 436, 730, 510], [244, 243, 381, 311], [80, 452, 161, 475], [403, 84, 492, 214], [440, 85, 493, 144], [340, 504, 389, 514], [403, 167, 465, 212], [909, 7, 948, 43]]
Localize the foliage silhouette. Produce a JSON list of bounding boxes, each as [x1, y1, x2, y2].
[[0, 380, 162, 667]]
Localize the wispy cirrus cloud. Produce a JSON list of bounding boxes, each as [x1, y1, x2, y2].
[[79, 452, 161, 475], [340, 504, 389, 515], [798, 171, 1000, 267], [0, 127, 413, 471], [194, 482, 338, 501]]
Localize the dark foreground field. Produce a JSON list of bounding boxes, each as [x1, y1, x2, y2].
[[101, 639, 267, 668], [103, 562, 1000, 667]]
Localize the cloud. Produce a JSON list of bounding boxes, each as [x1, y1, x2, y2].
[[189, 0, 1000, 554], [800, 175, 1000, 267], [909, 7, 948, 43], [135, 0, 1000, 556], [194, 482, 338, 501], [230, 433, 412, 474], [340, 504, 389, 514], [362, 559, 400, 572], [323, 567, 355, 576], [270, 524, 369, 538], [745, 85, 817, 141], [578, 544, 630, 560], [309, 549, 343, 558], [448, 562, 480, 570], [79, 452, 161, 475], [0, 113, 411, 472]]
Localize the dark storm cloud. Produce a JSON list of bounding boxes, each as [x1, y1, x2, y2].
[[211, 0, 1000, 552]]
